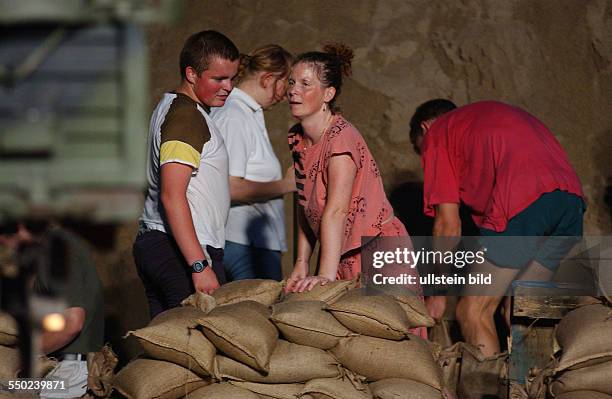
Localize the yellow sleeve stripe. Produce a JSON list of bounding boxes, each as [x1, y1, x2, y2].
[[160, 140, 201, 169]]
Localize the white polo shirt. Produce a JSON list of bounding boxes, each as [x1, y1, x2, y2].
[[211, 88, 287, 251]]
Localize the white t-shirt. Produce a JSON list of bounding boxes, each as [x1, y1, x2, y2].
[[211, 88, 287, 251], [140, 92, 230, 250]]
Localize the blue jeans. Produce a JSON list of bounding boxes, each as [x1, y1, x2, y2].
[[223, 241, 282, 281]]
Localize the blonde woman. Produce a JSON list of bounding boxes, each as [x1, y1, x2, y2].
[[211, 45, 295, 281]]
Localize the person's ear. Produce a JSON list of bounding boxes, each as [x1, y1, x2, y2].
[[420, 121, 429, 133], [185, 67, 199, 84], [323, 86, 336, 103], [259, 72, 274, 89]]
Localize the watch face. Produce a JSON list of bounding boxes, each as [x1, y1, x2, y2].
[[192, 261, 205, 273]]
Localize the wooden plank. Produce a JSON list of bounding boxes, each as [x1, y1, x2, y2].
[[509, 322, 555, 383], [513, 295, 584, 319]]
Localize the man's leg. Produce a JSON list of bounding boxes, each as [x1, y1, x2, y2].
[[457, 259, 520, 356], [133, 231, 169, 318], [223, 241, 256, 281], [133, 230, 193, 317]]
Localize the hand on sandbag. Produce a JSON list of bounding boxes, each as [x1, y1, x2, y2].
[[192, 268, 220, 295], [289, 275, 332, 293], [285, 260, 309, 293]]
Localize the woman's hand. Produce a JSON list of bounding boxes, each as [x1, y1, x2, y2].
[[284, 259, 309, 293], [287, 275, 333, 293]]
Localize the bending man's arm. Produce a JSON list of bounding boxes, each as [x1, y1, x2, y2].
[[40, 307, 85, 354], [427, 202, 462, 320], [161, 162, 219, 294]]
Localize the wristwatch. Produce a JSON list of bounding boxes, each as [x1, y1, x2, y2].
[[190, 259, 208, 273]]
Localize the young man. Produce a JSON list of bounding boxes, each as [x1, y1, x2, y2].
[[133, 30, 239, 318], [409, 99, 585, 356]]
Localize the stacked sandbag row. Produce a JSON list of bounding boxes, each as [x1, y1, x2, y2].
[[119, 279, 442, 399], [545, 303, 612, 399]]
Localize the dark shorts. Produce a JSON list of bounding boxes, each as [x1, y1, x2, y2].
[[479, 190, 585, 271]]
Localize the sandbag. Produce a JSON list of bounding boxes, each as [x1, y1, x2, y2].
[[114, 359, 209, 399], [370, 378, 443, 399], [556, 392, 612, 399], [127, 306, 215, 376], [457, 343, 508, 399], [550, 361, 612, 396], [0, 313, 18, 346], [393, 295, 435, 328], [283, 279, 357, 304], [230, 381, 304, 399], [437, 343, 461, 394], [213, 279, 283, 306], [330, 335, 442, 389], [188, 382, 260, 398], [197, 301, 278, 373], [271, 301, 352, 349], [299, 377, 372, 399], [215, 340, 340, 383], [0, 345, 20, 385], [327, 290, 411, 340], [556, 304, 612, 371], [181, 292, 217, 314]]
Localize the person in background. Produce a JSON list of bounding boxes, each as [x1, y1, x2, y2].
[[133, 30, 239, 318], [0, 220, 104, 398], [409, 99, 585, 356], [211, 44, 295, 281], [283, 44, 424, 338]]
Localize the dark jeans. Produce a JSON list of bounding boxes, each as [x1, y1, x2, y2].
[[223, 241, 282, 281], [133, 229, 227, 319]]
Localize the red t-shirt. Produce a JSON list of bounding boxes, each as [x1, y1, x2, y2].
[[421, 101, 584, 232]]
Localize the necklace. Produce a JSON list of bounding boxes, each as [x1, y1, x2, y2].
[[305, 113, 334, 149]]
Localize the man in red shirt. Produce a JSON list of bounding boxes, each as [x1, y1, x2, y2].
[[409, 99, 585, 356]]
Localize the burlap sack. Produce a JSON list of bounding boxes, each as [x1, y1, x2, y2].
[[283, 279, 357, 304], [550, 361, 612, 396], [197, 301, 278, 373], [393, 296, 435, 328], [330, 335, 442, 389], [556, 304, 612, 371], [0, 313, 18, 346], [181, 292, 217, 314], [437, 343, 461, 394], [188, 382, 260, 398], [457, 343, 508, 399], [556, 392, 612, 399], [213, 279, 283, 306], [127, 307, 215, 376], [85, 344, 118, 398], [299, 377, 372, 399], [370, 378, 443, 399], [230, 381, 304, 399], [271, 301, 352, 349], [215, 340, 340, 383], [114, 359, 209, 399], [327, 290, 411, 340], [0, 345, 20, 384]]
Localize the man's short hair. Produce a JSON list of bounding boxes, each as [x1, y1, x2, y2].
[[409, 99, 457, 145], [179, 30, 239, 80]]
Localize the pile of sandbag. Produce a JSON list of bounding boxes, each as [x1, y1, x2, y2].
[[0, 312, 20, 388], [119, 278, 444, 399], [526, 302, 612, 399]]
